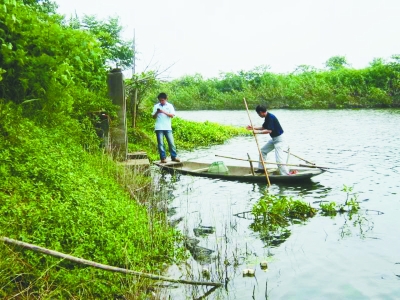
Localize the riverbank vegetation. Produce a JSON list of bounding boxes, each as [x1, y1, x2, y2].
[[128, 111, 249, 161], [249, 186, 363, 247], [0, 1, 247, 297], [0, 102, 188, 298], [0, 0, 389, 298], [155, 56, 400, 110], [250, 193, 318, 247]]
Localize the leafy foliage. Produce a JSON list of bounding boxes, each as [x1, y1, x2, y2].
[[22, 0, 58, 13], [318, 186, 373, 239], [159, 56, 400, 109], [250, 193, 317, 247], [129, 110, 250, 161], [172, 118, 249, 149], [0, 102, 184, 298], [0, 1, 120, 117], [319, 185, 360, 217], [125, 71, 160, 128], [0, 4, 184, 297], [250, 186, 363, 247], [325, 55, 349, 70], [71, 15, 134, 70]]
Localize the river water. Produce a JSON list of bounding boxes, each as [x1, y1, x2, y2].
[[161, 109, 400, 299]]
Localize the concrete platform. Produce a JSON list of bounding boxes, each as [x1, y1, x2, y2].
[[127, 151, 148, 160], [119, 152, 150, 170], [123, 159, 150, 166]]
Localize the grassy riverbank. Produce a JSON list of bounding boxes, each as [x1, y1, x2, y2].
[[0, 102, 247, 298], [155, 58, 400, 110], [128, 111, 249, 161]]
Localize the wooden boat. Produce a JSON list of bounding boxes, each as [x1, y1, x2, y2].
[[154, 161, 325, 184]]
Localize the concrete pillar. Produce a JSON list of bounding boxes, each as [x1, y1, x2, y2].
[[107, 69, 127, 160]]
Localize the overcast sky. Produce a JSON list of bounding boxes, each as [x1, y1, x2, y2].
[[55, 0, 400, 79]]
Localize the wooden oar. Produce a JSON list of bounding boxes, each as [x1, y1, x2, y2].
[[215, 154, 352, 171], [244, 98, 271, 186], [283, 150, 315, 165]]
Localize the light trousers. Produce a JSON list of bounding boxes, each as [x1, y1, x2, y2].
[[257, 135, 290, 175]]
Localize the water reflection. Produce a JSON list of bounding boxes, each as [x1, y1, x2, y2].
[[162, 109, 400, 299], [240, 193, 318, 248], [156, 159, 387, 299], [235, 195, 378, 252], [159, 164, 331, 199], [253, 180, 332, 200], [338, 213, 374, 239]]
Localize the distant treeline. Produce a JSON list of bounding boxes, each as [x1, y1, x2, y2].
[[159, 56, 400, 110]]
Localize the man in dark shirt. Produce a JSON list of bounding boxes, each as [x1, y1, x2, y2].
[[246, 105, 290, 175]]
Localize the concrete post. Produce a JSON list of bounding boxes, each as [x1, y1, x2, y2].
[[107, 69, 127, 161]]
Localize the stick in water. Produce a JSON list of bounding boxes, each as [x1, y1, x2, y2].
[[247, 153, 255, 176]]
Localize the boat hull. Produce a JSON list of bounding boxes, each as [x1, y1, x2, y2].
[[154, 161, 324, 184]]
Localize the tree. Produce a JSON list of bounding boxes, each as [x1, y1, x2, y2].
[[75, 15, 134, 70], [292, 64, 317, 75], [391, 54, 400, 63], [21, 0, 58, 13], [369, 57, 386, 67], [0, 1, 109, 115], [125, 71, 159, 128], [325, 56, 349, 71]]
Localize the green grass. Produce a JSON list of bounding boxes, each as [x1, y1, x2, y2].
[[0, 103, 185, 298], [129, 111, 250, 161]]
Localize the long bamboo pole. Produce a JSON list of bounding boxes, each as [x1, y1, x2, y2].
[[215, 154, 352, 171], [0, 237, 222, 287], [244, 98, 271, 186]]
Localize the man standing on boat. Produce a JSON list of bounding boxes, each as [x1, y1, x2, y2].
[[246, 105, 290, 175], [152, 92, 180, 163]]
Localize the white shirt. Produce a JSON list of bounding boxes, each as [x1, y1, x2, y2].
[[152, 102, 176, 130]]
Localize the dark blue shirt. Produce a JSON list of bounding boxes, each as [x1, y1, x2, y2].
[[262, 112, 284, 138]]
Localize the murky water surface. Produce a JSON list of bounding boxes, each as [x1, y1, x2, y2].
[[160, 109, 400, 299]]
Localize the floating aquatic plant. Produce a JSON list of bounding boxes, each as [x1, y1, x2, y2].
[[250, 193, 317, 246], [319, 185, 360, 217]]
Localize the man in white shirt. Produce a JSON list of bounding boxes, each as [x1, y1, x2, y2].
[[152, 93, 180, 163]]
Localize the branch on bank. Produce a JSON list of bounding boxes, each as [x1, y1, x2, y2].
[[0, 236, 222, 287]]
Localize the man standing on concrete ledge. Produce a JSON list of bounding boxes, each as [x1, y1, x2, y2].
[[152, 92, 180, 163], [246, 105, 290, 175]]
